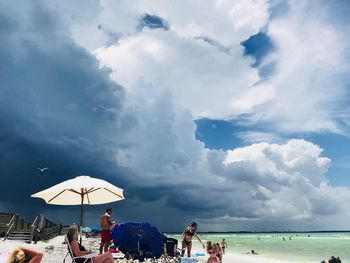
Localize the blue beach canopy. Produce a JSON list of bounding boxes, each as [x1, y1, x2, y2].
[[82, 227, 91, 233], [112, 222, 166, 258], [88, 226, 101, 232]]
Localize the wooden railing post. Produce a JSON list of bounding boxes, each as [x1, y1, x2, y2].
[[4, 214, 17, 240]]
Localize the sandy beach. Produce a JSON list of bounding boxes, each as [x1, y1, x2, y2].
[[0, 235, 301, 263]]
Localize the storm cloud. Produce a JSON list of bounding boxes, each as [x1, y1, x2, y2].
[[1, 0, 350, 232]]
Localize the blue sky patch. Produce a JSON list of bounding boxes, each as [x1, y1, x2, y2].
[[241, 32, 275, 67]]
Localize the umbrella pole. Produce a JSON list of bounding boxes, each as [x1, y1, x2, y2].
[[80, 191, 84, 245]]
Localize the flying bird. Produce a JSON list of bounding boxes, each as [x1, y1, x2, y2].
[[38, 167, 48, 172]]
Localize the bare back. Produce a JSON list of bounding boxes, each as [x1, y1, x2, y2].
[[100, 213, 111, 230]]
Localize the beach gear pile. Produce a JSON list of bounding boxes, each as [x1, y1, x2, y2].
[[321, 256, 341, 263], [112, 222, 166, 261]]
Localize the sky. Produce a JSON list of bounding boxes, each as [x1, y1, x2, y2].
[[1, 0, 350, 232]]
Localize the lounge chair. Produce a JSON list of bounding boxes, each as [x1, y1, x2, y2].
[[63, 235, 96, 263], [160, 237, 181, 263]]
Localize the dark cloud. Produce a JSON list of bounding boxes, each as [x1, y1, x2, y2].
[[2, 1, 350, 232], [0, 2, 215, 230], [0, 2, 130, 222], [310, 199, 341, 216]]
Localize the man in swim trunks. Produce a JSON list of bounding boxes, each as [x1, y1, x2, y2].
[[181, 221, 205, 257], [220, 238, 227, 254], [99, 208, 113, 254]]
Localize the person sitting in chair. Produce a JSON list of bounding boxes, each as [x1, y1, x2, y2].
[[67, 226, 114, 263]]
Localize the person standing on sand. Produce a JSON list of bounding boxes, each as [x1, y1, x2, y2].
[[181, 221, 205, 257], [7, 247, 43, 263], [220, 238, 227, 254], [99, 208, 113, 254]]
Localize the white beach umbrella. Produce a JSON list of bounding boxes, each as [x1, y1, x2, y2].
[[31, 175, 124, 242]]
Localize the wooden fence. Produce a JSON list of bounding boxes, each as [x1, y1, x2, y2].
[[0, 212, 16, 236], [32, 214, 60, 242]]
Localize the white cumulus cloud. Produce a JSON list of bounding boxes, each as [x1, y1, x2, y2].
[[247, 1, 350, 133]]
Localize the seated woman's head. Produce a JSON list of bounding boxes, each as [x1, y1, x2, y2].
[[67, 225, 79, 243], [7, 248, 26, 263]]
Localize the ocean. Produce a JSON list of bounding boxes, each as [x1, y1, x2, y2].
[[169, 232, 350, 262]]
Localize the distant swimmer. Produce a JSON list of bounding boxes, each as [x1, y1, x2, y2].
[[38, 167, 48, 172], [321, 256, 341, 263], [245, 250, 259, 255], [282, 237, 285, 241]]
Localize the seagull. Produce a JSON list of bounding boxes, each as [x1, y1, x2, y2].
[[38, 167, 48, 172]]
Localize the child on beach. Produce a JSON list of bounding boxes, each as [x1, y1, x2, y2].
[[215, 243, 223, 262], [206, 241, 213, 251], [7, 246, 43, 263], [67, 226, 114, 263], [207, 248, 220, 263], [206, 241, 222, 263]]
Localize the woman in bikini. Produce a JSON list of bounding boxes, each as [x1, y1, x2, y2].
[[181, 221, 205, 257]]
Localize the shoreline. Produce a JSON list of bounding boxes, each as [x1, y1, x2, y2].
[[166, 230, 350, 234], [189, 242, 319, 263]]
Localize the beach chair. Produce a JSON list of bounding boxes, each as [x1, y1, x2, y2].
[[160, 237, 180, 263], [63, 235, 96, 263]]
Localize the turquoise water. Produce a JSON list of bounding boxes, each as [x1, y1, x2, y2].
[[169, 232, 350, 262]]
